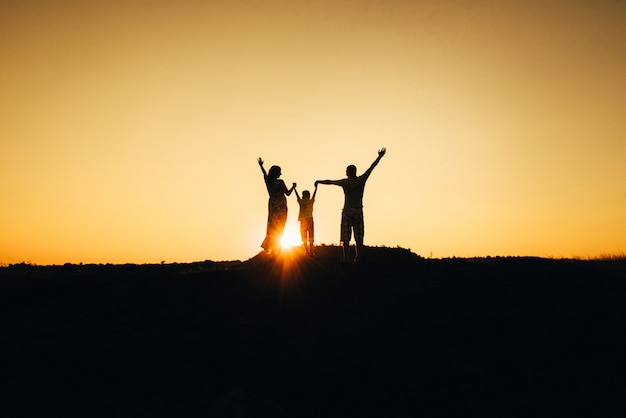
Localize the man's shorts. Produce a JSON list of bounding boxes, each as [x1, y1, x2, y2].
[[341, 207, 364, 243]]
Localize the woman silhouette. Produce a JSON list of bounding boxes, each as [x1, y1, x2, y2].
[[258, 158, 295, 254]]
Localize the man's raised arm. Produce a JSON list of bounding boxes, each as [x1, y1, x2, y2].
[[362, 147, 387, 178]]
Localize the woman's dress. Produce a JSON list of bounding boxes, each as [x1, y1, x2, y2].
[[261, 179, 288, 251]]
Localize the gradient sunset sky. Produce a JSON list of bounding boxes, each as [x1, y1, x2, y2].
[[2, 0, 625, 264]]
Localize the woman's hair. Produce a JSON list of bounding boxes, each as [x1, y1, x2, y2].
[[268, 165, 281, 180]]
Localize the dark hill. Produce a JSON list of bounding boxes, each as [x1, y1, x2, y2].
[[1, 246, 625, 417]]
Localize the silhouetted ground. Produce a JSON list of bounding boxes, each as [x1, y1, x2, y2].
[[2, 246, 626, 417]]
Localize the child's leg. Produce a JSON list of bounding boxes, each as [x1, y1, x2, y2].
[[299, 221, 307, 248], [309, 220, 315, 254]]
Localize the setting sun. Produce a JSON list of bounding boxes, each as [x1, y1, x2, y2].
[[280, 226, 302, 250]]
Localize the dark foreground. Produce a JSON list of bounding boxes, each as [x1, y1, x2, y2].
[[2, 246, 626, 417]]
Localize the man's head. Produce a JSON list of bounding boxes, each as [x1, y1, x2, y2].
[[303, 190, 310, 199], [346, 165, 357, 178]]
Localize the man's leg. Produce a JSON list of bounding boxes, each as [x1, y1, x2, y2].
[[353, 210, 365, 263], [342, 240, 350, 263], [340, 211, 352, 263], [354, 239, 363, 263]]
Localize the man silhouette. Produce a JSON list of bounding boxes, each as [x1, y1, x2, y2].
[[315, 148, 386, 263]]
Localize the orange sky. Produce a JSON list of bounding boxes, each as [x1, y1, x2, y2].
[[1, 0, 625, 264]]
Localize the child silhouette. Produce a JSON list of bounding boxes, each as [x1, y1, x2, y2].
[[294, 184, 318, 255]]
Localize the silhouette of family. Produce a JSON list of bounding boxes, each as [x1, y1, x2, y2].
[[258, 148, 386, 263]]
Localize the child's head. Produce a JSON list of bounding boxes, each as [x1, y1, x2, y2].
[[302, 190, 310, 199]]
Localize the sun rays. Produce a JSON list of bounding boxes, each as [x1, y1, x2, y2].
[[256, 244, 315, 291]]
